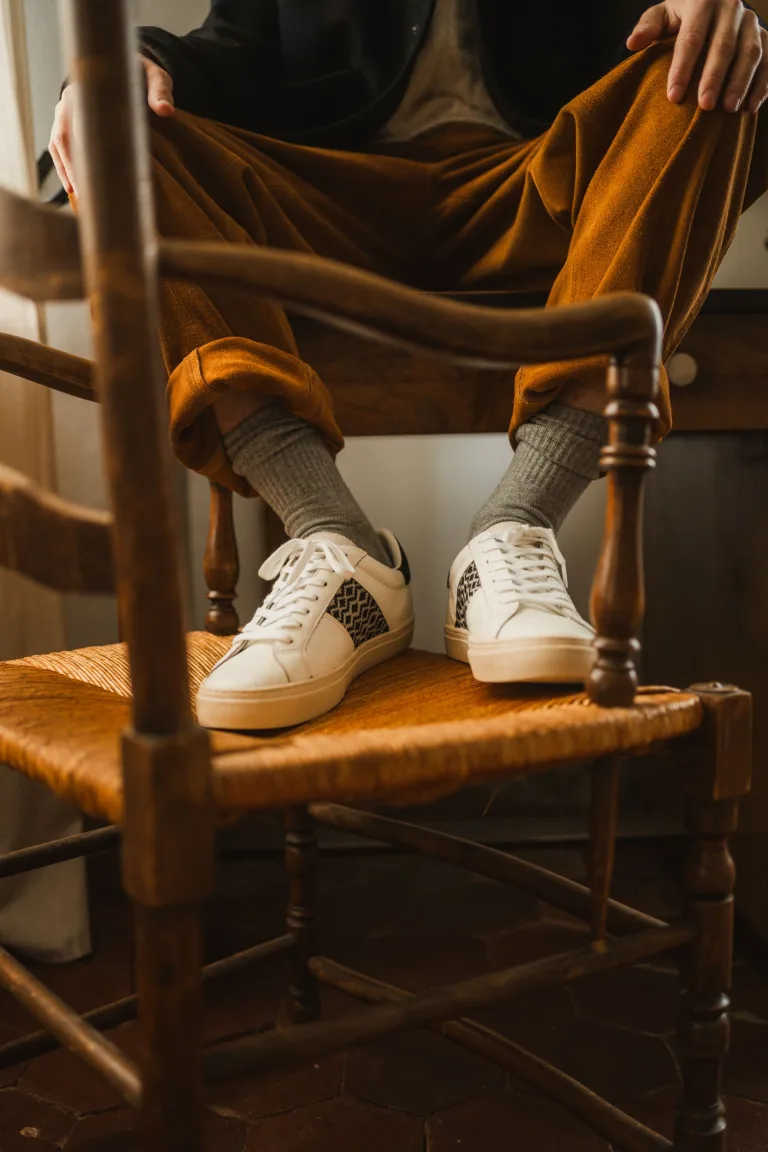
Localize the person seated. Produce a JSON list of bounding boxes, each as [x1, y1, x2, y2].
[[50, 0, 768, 728]]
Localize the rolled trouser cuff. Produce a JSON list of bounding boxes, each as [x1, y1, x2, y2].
[[167, 336, 344, 495], [511, 356, 671, 443]]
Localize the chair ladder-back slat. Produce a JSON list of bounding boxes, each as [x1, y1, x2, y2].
[[0, 462, 114, 593], [0, 186, 83, 302]]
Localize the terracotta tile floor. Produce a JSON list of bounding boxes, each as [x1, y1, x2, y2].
[[2, 838, 768, 1150]]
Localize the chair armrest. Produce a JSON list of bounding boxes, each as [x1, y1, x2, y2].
[[159, 240, 660, 370], [0, 332, 96, 403]]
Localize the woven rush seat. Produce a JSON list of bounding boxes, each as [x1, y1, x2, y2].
[[0, 634, 703, 823]]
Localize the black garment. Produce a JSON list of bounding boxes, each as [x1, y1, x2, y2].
[[140, 0, 766, 148], [138, 0, 658, 146]]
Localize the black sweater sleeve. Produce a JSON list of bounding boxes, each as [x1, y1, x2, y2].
[[138, 0, 283, 130]]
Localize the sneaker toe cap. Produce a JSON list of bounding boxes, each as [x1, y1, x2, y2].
[[198, 643, 290, 695], [497, 607, 594, 643]]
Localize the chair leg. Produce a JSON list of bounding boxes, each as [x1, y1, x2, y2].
[[284, 806, 321, 1025], [122, 728, 214, 1152], [674, 796, 738, 1152], [134, 904, 207, 1152]]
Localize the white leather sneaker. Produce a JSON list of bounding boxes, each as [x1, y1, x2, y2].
[[445, 522, 596, 684], [197, 531, 414, 730]]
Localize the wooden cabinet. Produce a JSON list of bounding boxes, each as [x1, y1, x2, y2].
[[669, 293, 768, 431], [641, 291, 768, 942], [295, 289, 768, 437]]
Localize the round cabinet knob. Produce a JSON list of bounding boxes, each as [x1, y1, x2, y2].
[[668, 352, 698, 387]]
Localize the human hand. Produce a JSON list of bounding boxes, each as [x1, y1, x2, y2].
[[48, 56, 175, 197], [627, 0, 768, 113]]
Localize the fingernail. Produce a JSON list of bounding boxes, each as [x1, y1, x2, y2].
[[699, 89, 716, 110], [725, 93, 742, 112], [668, 84, 684, 102]]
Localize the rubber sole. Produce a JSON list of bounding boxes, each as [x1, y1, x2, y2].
[[196, 620, 414, 731], [445, 625, 595, 685]]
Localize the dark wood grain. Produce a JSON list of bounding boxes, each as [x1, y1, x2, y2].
[[675, 797, 737, 1151], [670, 315, 768, 432], [0, 333, 96, 402], [0, 934, 291, 1070], [0, 462, 114, 592], [133, 905, 206, 1152], [204, 922, 695, 1080], [63, 0, 193, 737], [0, 824, 119, 879], [294, 311, 768, 437], [204, 483, 240, 635], [284, 807, 321, 1024], [673, 685, 752, 1151], [0, 186, 83, 302], [589, 757, 621, 946], [588, 355, 661, 707], [159, 239, 661, 368], [642, 437, 766, 943], [0, 943, 141, 1106], [60, 2, 215, 1149], [314, 957, 671, 1152], [310, 802, 664, 934]]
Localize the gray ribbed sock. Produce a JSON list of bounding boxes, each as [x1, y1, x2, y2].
[[470, 403, 606, 538], [223, 401, 390, 565]]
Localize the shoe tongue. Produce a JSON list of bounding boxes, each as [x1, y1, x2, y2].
[[484, 521, 541, 537], [305, 531, 358, 549]]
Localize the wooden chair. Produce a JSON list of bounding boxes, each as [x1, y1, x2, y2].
[[0, 2, 752, 1149]]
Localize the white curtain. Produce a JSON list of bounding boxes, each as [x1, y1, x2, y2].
[[0, 0, 90, 962]]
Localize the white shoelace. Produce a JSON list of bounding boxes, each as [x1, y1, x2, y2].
[[217, 539, 355, 662], [480, 525, 583, 622]]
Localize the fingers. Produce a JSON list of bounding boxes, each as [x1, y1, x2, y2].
[[48, 138, 70, 196], [698, 0, 750, 109], [720, 9, 763, 110], [747, 27, 768, 112], [627, 4, 669, 52], [48, 88, 77, 197], [667, 0, 717, 103], [142, 56, 175, 116]]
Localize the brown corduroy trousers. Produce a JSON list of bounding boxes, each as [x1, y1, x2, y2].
[[150, 40, 768, 496]]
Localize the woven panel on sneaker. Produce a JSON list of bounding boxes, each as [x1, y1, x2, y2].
[[454, 562, 480, 630], [326, 579, 390, 648]]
